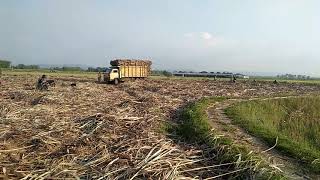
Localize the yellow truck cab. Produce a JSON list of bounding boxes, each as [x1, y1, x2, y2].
[[105, 68, 120, 84], [101, 59, 152, 84]]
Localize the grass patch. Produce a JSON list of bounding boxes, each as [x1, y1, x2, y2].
[[226, 96, 320, 173], [165, 97, 283, 179], [251, 76, 320, 85]]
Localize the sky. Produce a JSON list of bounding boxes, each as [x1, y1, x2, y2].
[[0, 0, 320, 76]]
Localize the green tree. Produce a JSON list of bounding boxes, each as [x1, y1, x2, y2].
[[27, 65, 39, 69], [162, 70, 172, 77], [0, 60, 11, 68], [13, 64, 40, 69], [15, 64, 26, 69], [62, 66, 82, 71], [152, 70, 172, 77]]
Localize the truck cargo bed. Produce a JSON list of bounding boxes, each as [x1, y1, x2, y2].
[[110, 59, 152, 78]]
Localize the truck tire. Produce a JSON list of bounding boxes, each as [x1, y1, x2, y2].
[[114, 78, 119, 85]]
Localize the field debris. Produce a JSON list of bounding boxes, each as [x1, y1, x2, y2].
[[1, 74, 320, 179]]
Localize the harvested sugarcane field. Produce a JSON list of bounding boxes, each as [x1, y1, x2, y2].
[[1, 71, 320, 179], [2, 1, 320, 179]]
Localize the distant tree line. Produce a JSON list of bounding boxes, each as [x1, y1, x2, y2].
[[12, 64, 39, 69], [0, 60, 40, 69], [50, 67, 83, 71], [87, 67, 108, 72], [152, 70, 172, 77], [277, 74, 311, 80], [0, 60, 110, 73], [8, 64, 108, 72], [0, 60, 11, 68]]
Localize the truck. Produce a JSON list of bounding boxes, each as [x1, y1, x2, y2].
[[101, 59, 152, 84]]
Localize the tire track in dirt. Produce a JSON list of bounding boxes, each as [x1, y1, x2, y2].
[[207, 97, 319, 180]]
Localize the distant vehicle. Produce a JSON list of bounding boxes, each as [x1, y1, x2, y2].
[[200, 71, 208, 73], [101, 59, 152, 84]]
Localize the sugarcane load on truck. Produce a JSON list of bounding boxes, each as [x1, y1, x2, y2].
[[99, 59, 152, 84]]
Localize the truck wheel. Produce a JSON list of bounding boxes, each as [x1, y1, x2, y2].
[[114, 78, 119, 85]]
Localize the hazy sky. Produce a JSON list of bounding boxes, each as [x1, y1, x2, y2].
[[1, 0, 320, 75]]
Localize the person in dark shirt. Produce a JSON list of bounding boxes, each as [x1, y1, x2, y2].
[[37, 75, 48, 90]]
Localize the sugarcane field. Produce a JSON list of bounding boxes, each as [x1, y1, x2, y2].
[[1, 68, 320, 179]]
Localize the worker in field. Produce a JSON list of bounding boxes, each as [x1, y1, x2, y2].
[[98, 72, 102, 82], [36, 74, 48, 90], [231, 75, 237, 83]]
